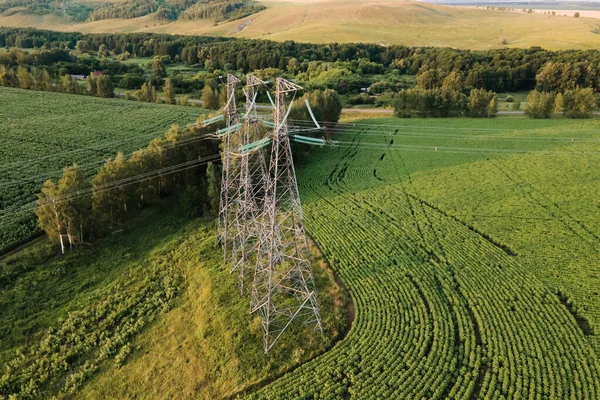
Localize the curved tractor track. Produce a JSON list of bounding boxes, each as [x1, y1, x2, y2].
[[249, 124, 600, 399]]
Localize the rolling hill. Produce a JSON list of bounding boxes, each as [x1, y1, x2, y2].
[[1, 0, 600, 50]]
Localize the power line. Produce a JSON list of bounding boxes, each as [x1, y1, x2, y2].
[[0, 153, 221, 221]]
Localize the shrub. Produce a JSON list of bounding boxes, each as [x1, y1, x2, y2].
[[505, 95, 515, 103]]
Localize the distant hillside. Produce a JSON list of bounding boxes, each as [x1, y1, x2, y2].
[[0, 0, 266, 23], [1, 0, 600, 50]]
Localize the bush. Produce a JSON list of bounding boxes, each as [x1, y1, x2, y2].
[[505, 95, 515, 103], [525, 91, 554, 118]]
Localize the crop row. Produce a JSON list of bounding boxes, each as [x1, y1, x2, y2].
[[249, 123, 600, 398]]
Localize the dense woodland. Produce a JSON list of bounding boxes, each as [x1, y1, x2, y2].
[[1, 28, 599, 119]]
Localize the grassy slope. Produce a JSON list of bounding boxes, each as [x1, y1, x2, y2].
[[0, 87, 207, 254], [1, 0, 600, 50], [251, 116, 600, 397], [0, 205, 347, 398]]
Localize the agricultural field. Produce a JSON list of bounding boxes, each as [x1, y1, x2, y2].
[[0, 205, 347, 398], [2, 0, 600, 50], [0, 87, 207, 255], [250, 116, 600, 397]]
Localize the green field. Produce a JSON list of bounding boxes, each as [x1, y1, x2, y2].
[[2, 95, 600, 398], [251, 116, 600, 397], [0, 205, 347, 398], [0, 87, 207, 255], [1, 0, 600, 50]]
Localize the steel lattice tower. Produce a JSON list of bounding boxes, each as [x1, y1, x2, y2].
[[218, 74, 242, 262], [231, 75, 268, 292], [251, 78, 322, 353]]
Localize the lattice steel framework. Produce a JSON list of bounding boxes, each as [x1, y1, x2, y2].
[[231, 75, 269, 292], [251, 78, 322, 353], [218, 74, 242, 262]]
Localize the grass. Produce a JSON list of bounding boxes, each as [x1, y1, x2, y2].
[[0, 203, 347, 398], [0, 86, 207, 255], [1, 0, 600, 50], [250, 116, 600, 397]]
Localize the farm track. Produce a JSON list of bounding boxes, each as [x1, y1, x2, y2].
[[250, 123, 600, 398]]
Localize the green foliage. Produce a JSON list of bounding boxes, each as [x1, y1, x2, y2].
[[525, 90, 555, 119], [394, 88, 466, 118], [179, 185, 204, 217], [206, 162, 220, 214], [563, 87, 596, 118], [163, 77, 176, 104], [289, 89, 343, 126], [201, 85, 219, 109], [96, 75, 115, 98], [467, 88, 497, 118], [308, 68, 362, 94], [135, 81, 158, 102], [535, 61, 598, 93]]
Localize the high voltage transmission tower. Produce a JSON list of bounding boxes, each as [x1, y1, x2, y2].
[[218, 74, 242, 263], [250, 78, 322, 353], [216, 75, 322, 352], [231, 75, 268, 293]]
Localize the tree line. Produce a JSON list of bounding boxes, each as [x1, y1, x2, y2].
[[35, 119, 222, 253]]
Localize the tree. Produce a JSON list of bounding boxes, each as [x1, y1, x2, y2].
[[467, 88, 497, 118], [98, 43, 109, 58], [201, 85, 219, 109], [86, 73, 97, 95], [206, 162, 220, 215], [563, 87, 596, 118], [441, 72, 464, 92], [76, 40, 89, 53], [152, 56, 167, 78], [92, 152, 131, 226], [553, 93, 564, 115], [163, 77, 176, 104], [59, 74, 80, 94], [135, 81, 158, 103], [57, 165, 91, 247], [394, 88, 466, 118], [287, 57, 300, 75], [321, 89, 343, 123], [16, 66, 34, 89], [179, 185, 205, 218], [525, 90, 555, 118], [96, 75, 114, 98], [36, 180, 67, 254], [416, 69, 438, 90], [33, 68, 50, 91]]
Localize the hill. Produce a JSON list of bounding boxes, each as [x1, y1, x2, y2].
[[2, 0, 600, 50]]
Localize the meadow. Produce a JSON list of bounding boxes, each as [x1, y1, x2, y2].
[[252, 116, 600, 397], [1, 0, 600, 50], [0, 87, 207, 255], [0, 205, 347, 398]]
